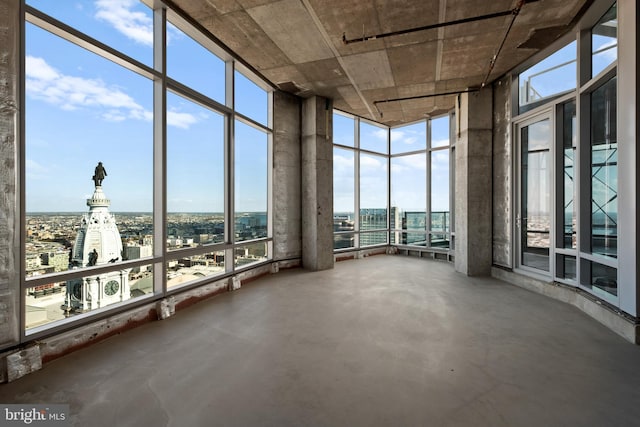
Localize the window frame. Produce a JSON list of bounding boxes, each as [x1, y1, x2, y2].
[[21, 1, 274, 340], [332, 109, 455, 254], [511, 0, 622, 308]]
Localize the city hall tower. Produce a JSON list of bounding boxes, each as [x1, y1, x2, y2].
[[64, 163, 130, 312]]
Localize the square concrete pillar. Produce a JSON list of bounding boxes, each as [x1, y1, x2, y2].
[[455, 90, 493, 276], [301, 97, 334, 271], [273, 91, 302, 261], [0, 0, 21, 349]]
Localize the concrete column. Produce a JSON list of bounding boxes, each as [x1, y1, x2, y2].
[[273, 91, 302, 261], [0, 0, 21, 349], [455, 89, 493, 276], [301, 96, 334, 271], [492, 76, 512, 268]]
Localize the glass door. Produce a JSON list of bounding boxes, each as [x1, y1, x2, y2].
[[517, 114, 552, 272]]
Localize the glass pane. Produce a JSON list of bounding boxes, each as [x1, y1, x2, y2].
[[167, 20, 225, 104], [405, 212, 427, 232], [235, 71, 268, 126], [26, 265, 153, 330], [520, 119, 551, 271], [431, 150, 450, 231], [591, 262, 617, 297], [333, 113, 354, 147], [431, 212, 450, 234], [360, 153, 387, 232], [167, 251, 225, 289], [519, 41, 576, 107], [391, 153, 426, 233], [121, 217, 154, 271], [391, 121, 426, 154], [235, 242, 268, 268], [25, 23, 153, 277], [235, 121, 268, 242], [167, 92, 225, 249], [334, 233, 355, 250], [166, 214, 225, 249], [401, 232, 427, 246], [556, 254, 576, 280], [334, 147, 355, 229], [592, 4, 617, 78], [562, 101, 577, 249], [360, 209, 387, 231], [431, 116, 450, 148], [360, 231, 387, 247], [430, 233, 450, 249], [360, 121, 388, 153], [591, 78, 617, 258], [27, 0, 153, 66]]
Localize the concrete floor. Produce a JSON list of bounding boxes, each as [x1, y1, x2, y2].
[[2, 255, 640, 426]]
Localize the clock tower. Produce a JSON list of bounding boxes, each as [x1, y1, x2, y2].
[[64, 163, 131, 313]]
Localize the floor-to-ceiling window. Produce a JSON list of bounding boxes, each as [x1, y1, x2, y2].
[[333, 110, 454, 253], [23, 1, 272, 335], [332, 112, 389, 249], [515, 1, 621, 306], [391, 121, 427, 246], [359, 120, 389, 247]]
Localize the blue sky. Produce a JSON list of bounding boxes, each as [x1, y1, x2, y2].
[[519, 27, 617, 106], [25, 0, 268, 212], [333, 113, 450, 214]]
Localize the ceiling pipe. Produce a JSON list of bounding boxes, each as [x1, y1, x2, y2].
[[373, 88, 480, 118], [481, 0, 527, 88], [342, 0, 539, 45]]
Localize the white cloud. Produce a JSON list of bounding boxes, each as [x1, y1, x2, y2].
[[432, 138, 449, 147], [26, 55, 146, 114], [102, 110, 127, 122], [26, 56, 59, 81], [391, 128, 425, 149], [334, 154, 354, 171], [394, 155, 426, 171], [26, 56, 198, 129], [95, 0, 153, 46], [391, 130, 418, 146], [432, 151, 450, 171], [167, 111, 199, 129], [391, 130, 405, 142], [360, 155, 383, 169], [372, 129, 388, 140]]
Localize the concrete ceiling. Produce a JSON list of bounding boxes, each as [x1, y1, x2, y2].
[[170, 0, 589, 126]]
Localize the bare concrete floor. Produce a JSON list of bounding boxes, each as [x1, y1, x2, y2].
[[2, 255, 640, 426]]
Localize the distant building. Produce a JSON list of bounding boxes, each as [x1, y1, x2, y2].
[[125, 243, 153, 273], [125, 244, 153, 260], [360, 208, 387, 246], [40, 251, 68, 272]]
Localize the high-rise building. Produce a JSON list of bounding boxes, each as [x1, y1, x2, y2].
[[359, 208, 388, 246]]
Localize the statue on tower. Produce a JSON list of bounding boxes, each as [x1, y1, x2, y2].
[[92, 162, 107, 187]]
